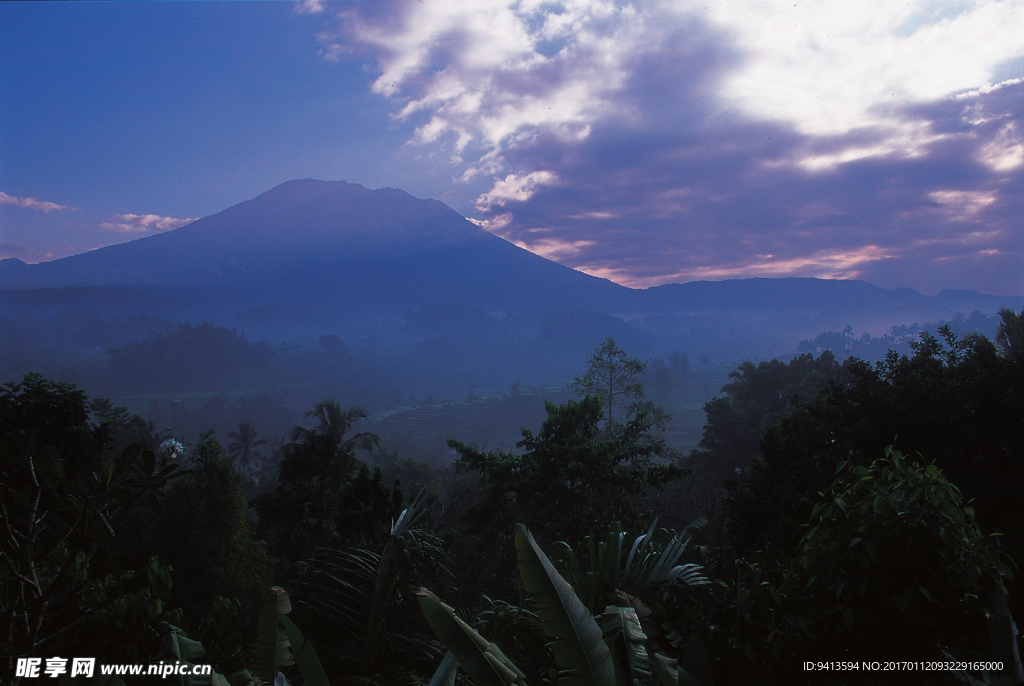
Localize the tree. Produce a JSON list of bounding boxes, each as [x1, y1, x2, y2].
[[0, 372, 108, 451], [668, 350, 691, 377], [318, 333, 347, 358], [335, 463, 404, 548], [259, 399, 380, 563], [107, 322, 273, 392], [290, 399, 380, 453], [228, 422, 268, 481], [150, 431, 273, 671], [572, 337, 648, 431], [449, 396, 684, 596], [995, 307, 1024, 361], [0, 375, 185, 675], [777, 450, 1015, 667], [256, 433, 357, 563], [686, 352, 847, 489], [415, 524, 713, 686], [727, 328, 1024, 623]]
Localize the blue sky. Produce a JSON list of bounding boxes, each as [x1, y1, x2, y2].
[[2, 0, 1023, 295]]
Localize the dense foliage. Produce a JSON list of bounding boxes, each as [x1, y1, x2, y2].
[[449, 395, 684, 597], [3, 315, 1023, 685]]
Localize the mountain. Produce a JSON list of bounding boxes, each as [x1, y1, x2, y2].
[[1, 179, 1020, 338], [1, 180, 621, 297]]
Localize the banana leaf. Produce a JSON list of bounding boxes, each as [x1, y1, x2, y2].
[[279, 614, 330, 686], [427, 652, 459, 686], [600, 606, 652, 682], [414, 587, 527, 686], [515, 524, 616, 686]]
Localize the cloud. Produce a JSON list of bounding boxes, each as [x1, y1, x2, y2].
[[0, 191, 78, 213], [337, 0, 667, 174], [927, 190, 998, 222], [295, 0, 325, 14], [705, 0, 1024, 136], [978, 122, 1024, 171], [475, 171, 557, 211], [329, 0, 1024, 294], [99, 213, 196, 234], [661, 246, 898, 284], [0, 242, 70, 264]]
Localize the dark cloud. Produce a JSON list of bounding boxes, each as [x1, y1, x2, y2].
[[336, 1, 1024, 296], [474, 75, 1024, 295]]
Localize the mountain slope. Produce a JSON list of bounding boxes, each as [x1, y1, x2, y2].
[[1, 180, 1020, 331], [0, 179, 631, 312]]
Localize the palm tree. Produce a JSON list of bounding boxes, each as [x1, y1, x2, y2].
[[228, 422, 268, 481], [290, 399, 381, 453], [995, 307, 1024, 361]]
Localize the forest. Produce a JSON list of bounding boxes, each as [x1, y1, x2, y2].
[[2, 308, 1023, 686]]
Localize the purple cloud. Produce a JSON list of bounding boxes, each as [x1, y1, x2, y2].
[[99, 213, 196, 234], [0, 191, 78, 214]]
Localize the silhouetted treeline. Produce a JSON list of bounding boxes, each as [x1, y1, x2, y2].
[[109, 323, 274, 391]]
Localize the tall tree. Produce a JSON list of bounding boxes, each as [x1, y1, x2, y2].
[[572, 337, 648, 430], [227, 422, 268, 481]]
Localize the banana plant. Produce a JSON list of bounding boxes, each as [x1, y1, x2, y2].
[[284, 487, 452, 680], [558, 518, 709, 615], [251, 587, 329, 686], [416, 524, 713, 686]]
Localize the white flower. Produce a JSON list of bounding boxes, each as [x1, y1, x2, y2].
[[158, 438, 185, 460]]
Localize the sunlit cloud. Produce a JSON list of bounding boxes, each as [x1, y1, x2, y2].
[[978, 122, 1024, 171], [0, 191, 79, 213], [589, 246, 898, 287], [706, 0, 1024, 137], [99, 213, 196, 234], [319, 0, 1024, 294], [928, 190, 998, 222], [466, 213, 513, 233], [338, 0, 1024, 172], [475, 171, 557, 211], [511, 235, 595, 261], [338, 0, 656, 174]]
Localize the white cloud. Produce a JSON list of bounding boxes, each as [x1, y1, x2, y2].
[[0, 191, 78, 213], [703, 0, 1024, 136], [928, 190, 998, 222], [475, 171, 557, 211], [338, 0, 1024, 175], [99, 213, 196, 234], [979, 122, 1024, 171], [466, 213, 513, 233], [342, 0, 653, 173], [295, 0, 325, 15]]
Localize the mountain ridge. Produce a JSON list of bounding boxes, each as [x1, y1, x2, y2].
[[2, 180, 1020, 333]]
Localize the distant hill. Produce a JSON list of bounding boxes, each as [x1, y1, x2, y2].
[[2, 179, 1020, 340]]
